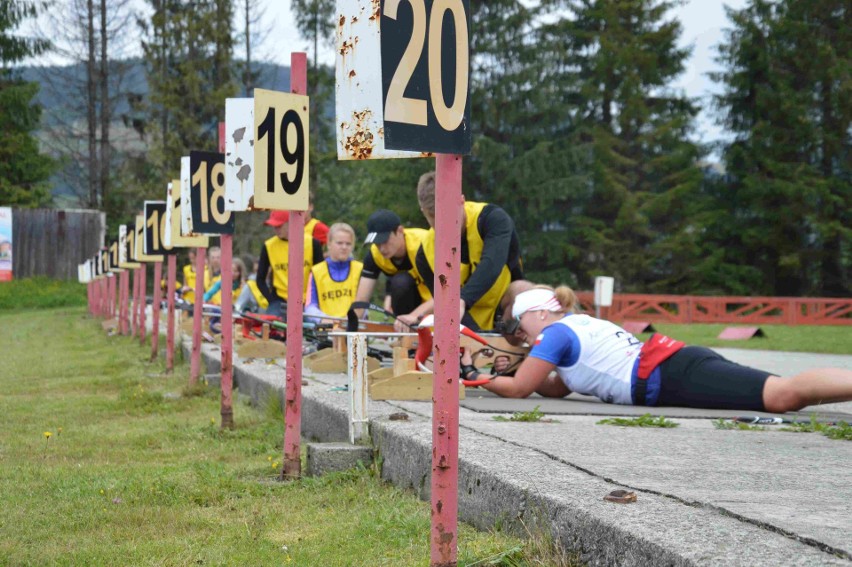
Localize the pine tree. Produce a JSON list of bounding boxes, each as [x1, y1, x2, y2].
[[0, 0, 54, 207], [137, 0, 237, 186], [712, 0, 850, 296], [551, 0, 703, 291]]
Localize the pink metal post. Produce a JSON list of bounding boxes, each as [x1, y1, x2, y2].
[[431, 154, 463, 567], [190, 247, 206, 385], [282, 51, 307, 480], [151, 261, 162, 360], [139, 263, 147, 344], [108, 275, 116, 319], [91, 280, 98, 317], [218, 126, 235, 428], [121, 270, 130, 335], [220, 235, 234, 428], [166, 254, 177, 372], [132, 268, 139, 335]]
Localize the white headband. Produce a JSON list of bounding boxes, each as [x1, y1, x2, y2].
[[511, 289, 562, 319]]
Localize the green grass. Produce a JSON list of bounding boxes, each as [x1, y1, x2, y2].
[[0, 276, 87, 310], [493, 405, 559, 423], [712, 419, 766, 432], [597, 414, 679, 428], [0, 308, 577, 566], [634, 323, 852, 355], [781, 417, 852, 441]]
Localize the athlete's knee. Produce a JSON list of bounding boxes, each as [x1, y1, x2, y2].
[[762, 377, 805, 413]]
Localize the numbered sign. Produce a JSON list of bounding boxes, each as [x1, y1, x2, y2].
[[100, 248, 109, 276], [225, 98, 256, 211], [135, 214, 164, 262], [335, 0, 424, 160], [380, 0, 471, 154], [119, 225, 141, 269], [165, 180, 209, 248], [253, 88, 310, 211], [189, 151, 235, 234], [109, 240, 123, 272], [144, 201, 177, 256]]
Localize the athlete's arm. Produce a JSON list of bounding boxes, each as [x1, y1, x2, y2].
[[255, 246, 275, 303], [463, 350, 555, 398]]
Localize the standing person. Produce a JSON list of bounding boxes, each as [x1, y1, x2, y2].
[[414, 171, 525, 331], [255, 210, 324, 318], [463, 285, 852, 412], [305, 190, 330, 247], [353, 209, 432, 331], [306, 223, 363, 319]]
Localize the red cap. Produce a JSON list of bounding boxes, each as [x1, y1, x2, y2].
[[264, 210, 290, 227]]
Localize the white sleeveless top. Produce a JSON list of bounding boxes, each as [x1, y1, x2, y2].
[[532, 315, 642, 404]]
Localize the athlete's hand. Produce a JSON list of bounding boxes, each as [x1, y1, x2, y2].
[[395, 313, 419, 333], [493, 355, 511, 374], [460, 347, 473, 366]]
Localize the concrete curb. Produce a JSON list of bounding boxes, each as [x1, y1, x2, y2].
[[185, 338, 850, 566]]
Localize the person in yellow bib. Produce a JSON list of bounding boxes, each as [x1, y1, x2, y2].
[[234, 257, 270, 314], [305, 223, 362, 320], [413, 171, 525, 331], [305, 190, 330, 247], [354, 209, 432, 332], [181, 249, 204, 304], [203, 258, 247, 304], [255, 210, 324, 318]]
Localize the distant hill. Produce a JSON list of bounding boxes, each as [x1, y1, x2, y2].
[[18, 58, 293, 204]]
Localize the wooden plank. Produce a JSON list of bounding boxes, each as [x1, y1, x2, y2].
[[368, 368, 465, 401]]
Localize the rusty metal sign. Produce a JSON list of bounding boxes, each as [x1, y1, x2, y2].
[[335, 0, 425, 160], [165, 180, 209, 248], [225, 98, 256, 211], [118, 225, 140, 269]]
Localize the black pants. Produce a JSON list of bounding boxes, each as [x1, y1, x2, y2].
[[388, 272, 421, 316]]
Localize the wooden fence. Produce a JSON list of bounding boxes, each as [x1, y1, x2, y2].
[[575, 292, 852, 326], [12, 208, 105, 280]]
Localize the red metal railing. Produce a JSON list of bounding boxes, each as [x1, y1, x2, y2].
[[575, 293, 852, 326]]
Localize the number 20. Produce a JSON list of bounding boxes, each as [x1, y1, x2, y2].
[[384, 0, 469, 131]]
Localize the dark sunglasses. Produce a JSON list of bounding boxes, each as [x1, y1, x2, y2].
[[502, 316, 522, 335]]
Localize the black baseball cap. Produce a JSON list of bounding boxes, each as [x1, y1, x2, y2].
[[364, 210, 402, 245]]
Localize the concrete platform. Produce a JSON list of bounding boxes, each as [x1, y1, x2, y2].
[[188, 336, 852, 566]]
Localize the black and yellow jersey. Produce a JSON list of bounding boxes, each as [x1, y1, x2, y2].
[[361, 227, 432, 302]]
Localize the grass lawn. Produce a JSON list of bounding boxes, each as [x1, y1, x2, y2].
[[0, 308, 569, 566], [635, 323, 852, 355]]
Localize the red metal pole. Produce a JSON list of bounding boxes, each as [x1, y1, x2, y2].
[[151, 261, 162, 360], [121, 270, 130, 335], [108, 275, 115, 319], [220, 235, 234, 428], [139, 263, 147, 344], [282, 51, 307, 480], [190, 247, 206, 386], [166, 254, 177, 372], [431, 154, 462, 567], [91, 279, 98, 317], [218, 125, 235, 428], [132, 268, 139, 335]]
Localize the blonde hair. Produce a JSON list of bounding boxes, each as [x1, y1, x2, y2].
[[416, 171, 436, 215], [232, 258, 248, 286], [531, 284, 579, 314], [328, 222, 356, 243]]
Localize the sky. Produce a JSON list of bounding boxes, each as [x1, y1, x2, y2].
[[261, 0, 748, 148], [25, 0, 748, 151]]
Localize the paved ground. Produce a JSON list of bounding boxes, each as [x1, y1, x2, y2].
[[187, 330, 852, 566]]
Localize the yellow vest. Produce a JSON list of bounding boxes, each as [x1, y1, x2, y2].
[[369, 227, 432, 301], [246, 280, 269, 310], [305, 218, 318, 240], [312, 260, 363, 317], [182, 264, 196, 303], [421, 201, 511, 330], [264, 235, 315, 301]]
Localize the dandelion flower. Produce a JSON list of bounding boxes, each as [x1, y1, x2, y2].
[[267, 456, 272, 461], [43, 431, 52, 439], [272, 462, 278, 469], [210, 418, 215, 425]]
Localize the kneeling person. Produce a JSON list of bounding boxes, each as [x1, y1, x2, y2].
[[306, 223, 362, 319]]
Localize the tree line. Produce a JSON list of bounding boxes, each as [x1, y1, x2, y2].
[[1, 0, 848, 297]]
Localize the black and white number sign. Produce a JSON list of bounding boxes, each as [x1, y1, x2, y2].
[[144, 201, 176, 256], [189, 151, 235, 235], [381, 0, 470, 154]]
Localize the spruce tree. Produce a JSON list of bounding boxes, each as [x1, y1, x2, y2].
[[0, 0, 54, 207]]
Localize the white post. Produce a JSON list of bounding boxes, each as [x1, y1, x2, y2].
[[348, 333, 370, 444]]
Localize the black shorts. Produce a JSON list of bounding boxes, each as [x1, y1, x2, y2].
[[657, 346, 773, 411]]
